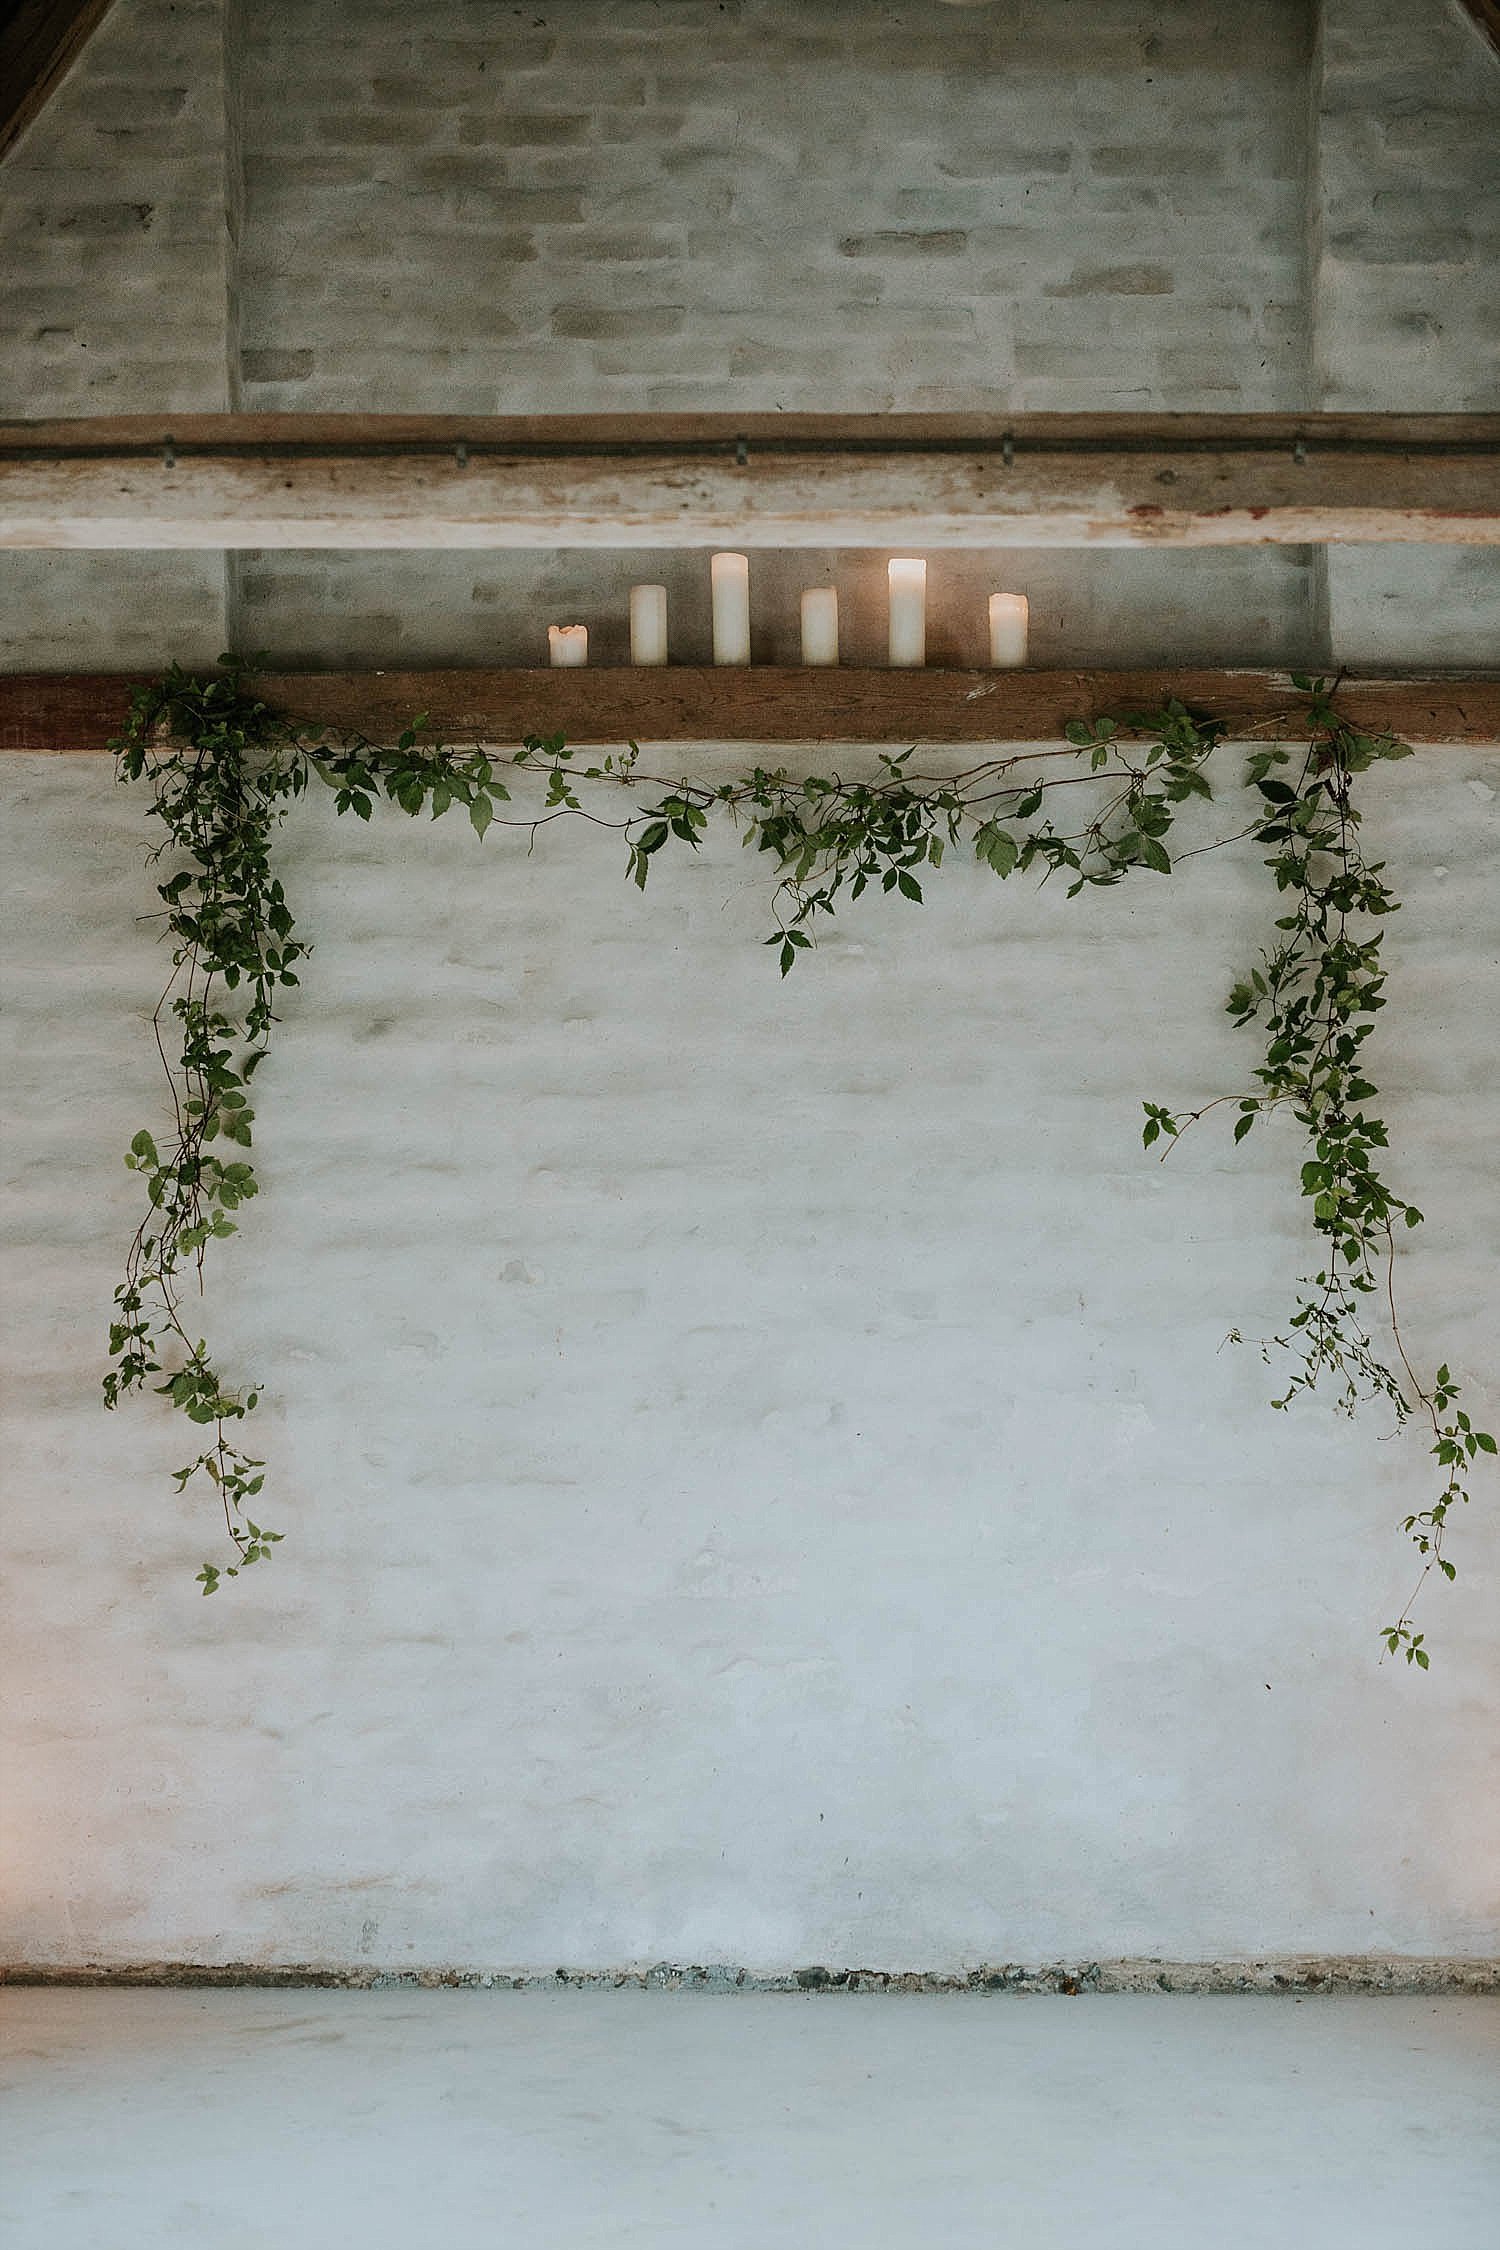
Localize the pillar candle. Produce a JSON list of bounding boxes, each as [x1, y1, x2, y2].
[[799, 587, 839, 666], [630, 583, 668, 666], [711, 552, 751, 666], [547, 625, 588, 667], [988, 592, 1029, 667], [887, 558, 926, 667]]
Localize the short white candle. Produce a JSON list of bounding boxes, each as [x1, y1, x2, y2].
[[800, 587, 839, 666], [548, 624, 588, 667], [887, 557, 926, 668], [711, 551, 751, 666], [988, 592, 1029, 668], [629, 583, 668, 666]]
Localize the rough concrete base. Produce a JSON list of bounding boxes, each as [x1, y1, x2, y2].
[[5, 1956, 1496, 1994]]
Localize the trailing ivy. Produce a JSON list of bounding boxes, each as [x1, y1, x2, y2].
[[1141, 678, 1494, 1667], [108, 665, 1489, 1655]]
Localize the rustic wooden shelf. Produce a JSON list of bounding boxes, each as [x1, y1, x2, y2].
[[1, 413, 1497, 549], [4, 668, 1499, 754]]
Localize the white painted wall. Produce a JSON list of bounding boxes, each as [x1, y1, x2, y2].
[[1, 0, 1498, 1970], [2, 743, 1497, 1969]]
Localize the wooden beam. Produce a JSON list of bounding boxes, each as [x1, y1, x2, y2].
[[4, 669, 1498, 754], [1459, 2, 1500, 58], [0, 415, 1497, 549], [0, 0, 118, 165]]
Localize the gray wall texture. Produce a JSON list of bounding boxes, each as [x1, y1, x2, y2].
[[1, 0, 1495, 668], [0, 0, 1497, 1973]]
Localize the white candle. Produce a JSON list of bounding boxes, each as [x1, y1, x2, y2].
[[800, 587, 839, 666], [887, 557, 926, 668], [711, 551, 751, 666], [629, 583, 668, 666], [988, 591, 1029, 667], [548, 624, 588, 667]]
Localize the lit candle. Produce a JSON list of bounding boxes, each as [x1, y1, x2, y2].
[[887, 557, 926, 667], [988, 592, 1029, 667], [800, 587, 839, 666], [548, 624, 588, 667], [630, 583, 668, 666], [711, 551, 751, 666]]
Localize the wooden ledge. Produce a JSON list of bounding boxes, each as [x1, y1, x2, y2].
[[4, 668, 1498, 754], [0, 414, 1497, 548]]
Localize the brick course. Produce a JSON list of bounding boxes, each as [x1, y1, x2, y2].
[[0, 0, 1494, 666]]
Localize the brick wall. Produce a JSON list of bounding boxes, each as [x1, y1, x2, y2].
[[2, 739, 1497, 1970], [229, 0, 1317, 667], [0, 0, 235, 416], [4, 0, 1493, 668], [3, 0, 1495, 673], [238, 0, 1310, 416], [1, 0, 1498, 1974], [0, 0, 234, 666], [1313, 0, 1500, 665]]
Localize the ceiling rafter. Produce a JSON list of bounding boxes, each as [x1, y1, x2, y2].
[[0, 0, 118, 165], [1458, 2, 1500, 58], [1, 413, 1498, 549]]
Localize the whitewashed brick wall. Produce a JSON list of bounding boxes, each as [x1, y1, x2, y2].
[[1, 0, 1497, 1971], [232, 0, 1317, 667], [238, 0, 1309, 416], [4, 0, 1494, 668], [2, 742, 1497, 1970], [0, 0, 234, 666], [1314, 0, 1500, 665]]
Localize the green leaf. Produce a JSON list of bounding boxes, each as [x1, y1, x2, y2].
[[976, 824, 1018, 878]]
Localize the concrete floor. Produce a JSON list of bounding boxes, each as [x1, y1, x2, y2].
[[1, 1991, 1497, 2249]]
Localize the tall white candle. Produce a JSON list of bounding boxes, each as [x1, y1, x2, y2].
[[711, 551, 751, 666], [630, 583, 668, 666], [887, 557, 926, 668], [548, 624, 588, 667], [800, 587, 839, 666], [988, 592, 1029, 667]]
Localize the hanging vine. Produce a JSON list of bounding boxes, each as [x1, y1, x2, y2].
[[107, 664, 1491, 1656]]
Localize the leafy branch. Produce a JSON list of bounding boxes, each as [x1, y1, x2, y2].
[[1141, 678, 1493, 1665], [109, 664, 1489, 1658]]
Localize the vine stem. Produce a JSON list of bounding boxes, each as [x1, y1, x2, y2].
[[1142, 690, 1491, 1662], [108, 668, 1488, 1645]]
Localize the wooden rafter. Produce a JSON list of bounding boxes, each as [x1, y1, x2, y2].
[[0, 0, 118, 165], [3, 669, 1498, 754], [1, 415, 1497, 550], [1459, 1, 1500, 58]]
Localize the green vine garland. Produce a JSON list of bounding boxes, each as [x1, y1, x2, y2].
[[107, 664, 1492, 1663]]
